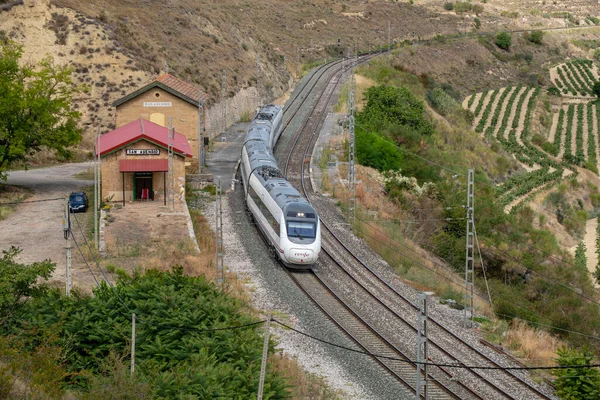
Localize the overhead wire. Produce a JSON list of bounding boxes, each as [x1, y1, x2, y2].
[[354, 121, 590, 229], [480, 236, 600, 308], [69, 230, 101, 287], [0, 197, 64, 205], [271, 319, 600, 370], [492, 228, 598, 278]]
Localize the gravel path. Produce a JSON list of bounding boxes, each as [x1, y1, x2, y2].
[[0, 162, 96, 288]]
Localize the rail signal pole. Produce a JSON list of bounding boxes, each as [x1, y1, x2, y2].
[[464, 169, 475, 327]]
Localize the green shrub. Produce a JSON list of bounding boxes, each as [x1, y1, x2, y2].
[[454, 1, 471, 13], [472, 4, 484, 14], [527, 30, 544, 45], [495, 32, 512, 50], [474, 17, 481, 29], [443, 2, 454, 10], [594, 49, 600, 61], [356, 130, 402, 171], [426, 87, 460, 117], [547, 86, 561, 96]]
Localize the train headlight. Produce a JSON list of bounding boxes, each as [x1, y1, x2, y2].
[[297, 212, 305, 217]]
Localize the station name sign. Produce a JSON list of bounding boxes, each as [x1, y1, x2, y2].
[[143, 101, 172, 107], [126, 149, 160, 155]]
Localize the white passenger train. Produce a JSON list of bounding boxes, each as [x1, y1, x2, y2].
[[240, 104, 321, 269]]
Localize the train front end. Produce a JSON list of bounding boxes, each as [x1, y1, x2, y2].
[[280, 202, 321, 269]]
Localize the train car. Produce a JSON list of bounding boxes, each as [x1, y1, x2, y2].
[[240, 105, 321, 268]]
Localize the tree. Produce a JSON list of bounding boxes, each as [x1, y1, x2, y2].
[[554, 346, 600, 400], [593, 81, 600, 99], [0, 246, 54, 322], [495, 32, 512, 50], [0, 41, 82, 180]]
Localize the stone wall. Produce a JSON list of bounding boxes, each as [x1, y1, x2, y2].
[[204, 86, 260, 138]]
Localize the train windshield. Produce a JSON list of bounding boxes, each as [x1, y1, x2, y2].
[[286, 221, 316, 239]]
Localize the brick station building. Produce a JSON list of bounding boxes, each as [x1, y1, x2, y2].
[[97, 119, 192, 205], [112, 74, 208, 163]]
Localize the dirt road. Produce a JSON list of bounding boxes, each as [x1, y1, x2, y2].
[[0, 162, 96, 289]]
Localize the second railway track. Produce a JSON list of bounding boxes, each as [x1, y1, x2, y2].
[[273, 53, 557, 400]]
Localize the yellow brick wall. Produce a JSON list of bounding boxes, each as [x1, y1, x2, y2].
[[115, 88, 204, 158], [100, 140, 186, 203]]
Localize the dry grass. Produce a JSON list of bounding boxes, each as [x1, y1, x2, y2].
[[0, 185, 31, 221], [269, 352, 343, 399], [504, 320, 563, 367]]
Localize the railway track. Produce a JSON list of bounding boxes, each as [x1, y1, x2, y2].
[[274, 53, 557, 399]]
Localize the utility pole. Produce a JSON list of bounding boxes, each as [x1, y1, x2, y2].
[[388, 21, 391, 56], [215, 177, 224, 288], [415, 292, 431, 399], [221, 69, 227, 134], [131, 313, 136, 376], [63, 199, 72, 296], [94, 124, 100, 250], [348, 68, 356, 224], [464, 169, 475, 327], [167, 117, 175, 211], [197, 90, 204, 173], [257, 311, 272, 400], [256, 55, 261, 104]]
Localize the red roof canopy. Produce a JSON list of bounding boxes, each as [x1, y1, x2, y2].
[[97, 119, 193, 158], [120, 159, 169, 172]]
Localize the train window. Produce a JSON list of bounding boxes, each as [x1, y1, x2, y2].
[[286, 221, 316, 239]]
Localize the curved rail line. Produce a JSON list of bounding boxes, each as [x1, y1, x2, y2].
[[278, 54, 472, 398], [276, 53, 555, 400]]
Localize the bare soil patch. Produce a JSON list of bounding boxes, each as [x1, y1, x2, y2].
[[102, 201, 198, 276]]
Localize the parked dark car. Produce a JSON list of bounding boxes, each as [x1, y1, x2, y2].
[[69, 192, 89, 213]]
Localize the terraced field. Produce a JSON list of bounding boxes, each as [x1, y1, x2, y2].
[[550, 59, 599, 98], [547, 101, 600, 172], [464, 86, 574, 212]]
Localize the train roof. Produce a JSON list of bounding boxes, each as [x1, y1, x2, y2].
[[246, 120, 273, 143], [264, 178, 312, 210], [255, 104, 282, 123]]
